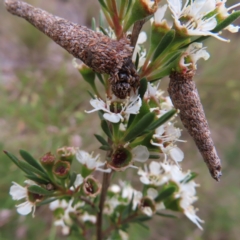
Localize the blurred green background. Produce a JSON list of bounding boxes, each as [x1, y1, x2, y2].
[[1, 0, 240, 239]]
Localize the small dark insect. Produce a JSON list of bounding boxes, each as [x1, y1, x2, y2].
[[110, 58, 140, 99]]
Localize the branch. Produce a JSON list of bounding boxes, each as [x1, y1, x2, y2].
[[96, 165, 112, 240], [130, 19, 146, 49]]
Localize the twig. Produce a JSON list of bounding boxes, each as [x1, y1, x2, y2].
[[96, 165, 112, 240], [79, 196, 96, 209], [130, 19, 146, 49]]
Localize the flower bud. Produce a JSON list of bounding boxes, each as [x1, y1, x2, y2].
[[40, 152, 55, 171], [53, 161, 70, 179], [57, 146, 76, 163], [83, 176, 101, 197]]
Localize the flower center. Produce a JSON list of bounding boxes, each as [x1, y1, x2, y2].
[[112, 149, 128, 167]]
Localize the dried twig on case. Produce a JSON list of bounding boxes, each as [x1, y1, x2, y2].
[[4, 0, 140, 99], [168, 71, 222, 181]]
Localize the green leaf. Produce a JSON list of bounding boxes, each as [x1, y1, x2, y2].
[[149, 154, 160, 159], [132, 215, 152, 222], [98, 110, 104, 120], [28, 185, 53, 196], [25, 175, 50, 184], [68, 172, 77, 188], [161, 51, 182, 68], [98, 0, 108, 11], [122, 194, 134, 219], [101, 120, 112, 139], [99, 26, 108, 36], [99, 145, 112, 151], [4, 151, 21, 168], [87, 90, 95, 99], [156, 212, 177, 218], [138, 78, 148, 99], [180, 172, 198, 183], [155, 186, 176, 202], [91, 17, 96, 31], [125, 0, 133, 16], [94, 134, 109, 146], [145, 109, 177, 131], [213, 11, 240, 33], [18, 161, 49, 180], [123, 112, 155, 142], [96, 73, 105, 85], [135, 222, 149, 230], [126, 114, 136, 129], [19, 149, 45, 173], [127, 101, 151, 130], [152, 30, 175, 61], [164, 198, 181, 211]]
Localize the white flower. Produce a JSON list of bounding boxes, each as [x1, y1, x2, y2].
[[73, 174, 84, 188], [49, 199, 69, 211], [9, 181, 41, 217], [179, 42, 210, 71], [54, 219, 70, 235], [144, 82, 163, 101], [50, 199, 85, 235], [154, 4, 168, 24], [160, 96, 174, 110], [152, 121, 184, 165], [131, 145, 150, 163], [120, 182, 143, 210], [104, 196, 120, 215], [167, 0, 228, 41], [76, 150, 111, 173], [216, 0, 240, 33], [147, 188, 158, 199], [138, 161, 170, 186], [80, 212, 96, 223], [160, 164, 203, 229], [141, 205, 153, 216], [132, 32, 147, 68], [86, 95, 142, 123], [109, 184, 121, 193]]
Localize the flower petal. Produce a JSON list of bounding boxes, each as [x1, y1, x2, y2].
[[132, 145, 149, 162], [9, 182, 26, 200], [16, 201, 33, 215]]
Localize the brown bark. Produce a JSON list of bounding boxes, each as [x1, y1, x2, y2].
[[168, 71, 222, 181], [5, 0, 140, 99]]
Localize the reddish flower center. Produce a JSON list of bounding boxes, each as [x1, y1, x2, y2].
[[112, 149, 127, 167]]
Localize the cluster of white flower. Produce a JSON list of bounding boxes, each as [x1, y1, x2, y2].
[[154, 0, 240, 38], [138, 161, 203, 229]]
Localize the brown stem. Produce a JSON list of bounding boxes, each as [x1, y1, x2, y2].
[[96, 166, 112, 240], [168, 71, 222, 181], [107, 0, 123, 39], [130, 19, 146, 49]]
